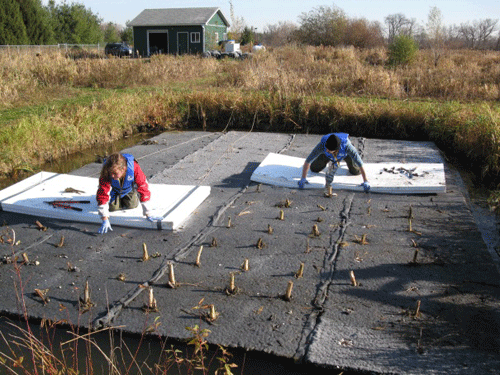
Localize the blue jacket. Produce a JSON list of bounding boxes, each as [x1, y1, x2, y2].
[[110, 153, 135, 200], [320, 133, 349, 166]]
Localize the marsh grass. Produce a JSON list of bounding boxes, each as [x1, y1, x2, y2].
[[0, 47, 499, 187]]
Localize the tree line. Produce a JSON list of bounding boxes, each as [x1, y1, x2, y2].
[[0, 0, 132, 45]]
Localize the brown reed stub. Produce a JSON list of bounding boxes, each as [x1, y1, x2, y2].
[[316, 217, 324, 222], [56, 235, 65, 248], [305, 239, 311, 254], [411, 248, 419, 264], [142, 287, 159, 313], [267, 224, 273, 234], [195, 245, 203, 267], [79, 281, 95, 311], [285, 198, 292, 208], [414, 300, 421, 319], [35, 220, 47, 231], [241, 258, 249, 271], [33, 288, 50, 305], [324, 186, 335, 198], [22, 252, 29, 264], [227, 217, 232, 228], [167, 262, 177, 288], [225, 272, 238, 295], [354, 234, 369, 245], [142, 243, 150, 262], [349, 270, 358, 286], [116, 273, 126, 281], [208, 304, 219, 321], [256, 237, 265, 249], [278, 209, 284, 220], [311, 224, 320, 237], [211, 237, 218, 247], [67, 261, 80, 272], [283, 280, 294, 301], [256, 184, 262, 193], [317, 204, 326, 211], [295, 262, 305, 279]]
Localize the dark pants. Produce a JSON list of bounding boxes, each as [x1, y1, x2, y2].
[[109, 190, 139, 212], [310, 154, 361, 175]]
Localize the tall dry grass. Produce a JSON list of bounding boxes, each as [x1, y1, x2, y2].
[[0, 46, 499, 186]]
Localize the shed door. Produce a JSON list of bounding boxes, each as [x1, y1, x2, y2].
[[148, 31, 168, 55], [177, 32, 189, 55]]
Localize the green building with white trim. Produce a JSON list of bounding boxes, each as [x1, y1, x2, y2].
[[128, 7, 230, 56]]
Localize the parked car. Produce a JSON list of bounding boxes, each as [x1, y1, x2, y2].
[[104, 43, 133, 57]]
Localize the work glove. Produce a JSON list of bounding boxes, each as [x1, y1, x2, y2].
[[98, 219, 112, 234], [361, 181, 371, 193], [147, 216, 163, 222], [298, 178, 309, 189]]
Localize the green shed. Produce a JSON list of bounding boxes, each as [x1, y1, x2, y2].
[[128, 7, 230, 56]]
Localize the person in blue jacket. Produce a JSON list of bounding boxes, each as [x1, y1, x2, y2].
[[298, 133, 370, 193]]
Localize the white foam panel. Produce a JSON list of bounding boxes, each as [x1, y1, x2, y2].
[[0, 172, 210, 230], [250, 153, 446, 194]]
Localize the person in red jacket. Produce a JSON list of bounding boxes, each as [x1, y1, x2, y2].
[[96, 153, 161, 234]]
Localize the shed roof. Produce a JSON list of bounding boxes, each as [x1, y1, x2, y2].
[[128, 7, 230, 27]]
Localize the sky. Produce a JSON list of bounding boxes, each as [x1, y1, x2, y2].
[[42, 0, 500, 32]]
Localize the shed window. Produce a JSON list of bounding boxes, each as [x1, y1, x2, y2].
[[191, 32, 200, 43], [214, 32, 219, 44]]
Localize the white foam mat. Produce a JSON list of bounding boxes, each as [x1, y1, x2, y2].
[[250, 153, 446, 194], [0, 172, 210, 230]]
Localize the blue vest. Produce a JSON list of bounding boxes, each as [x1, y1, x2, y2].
[[320, 133, 349, 164], [110, 153, 135, 200]]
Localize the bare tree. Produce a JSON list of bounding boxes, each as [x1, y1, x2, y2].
[[228, 0, 246, 41], [297, 5, 347, 46], [426, 6, 445, 66], [459, 19, 498, 48], [262, 21, 298, 47], [385, 13, 416, 43]]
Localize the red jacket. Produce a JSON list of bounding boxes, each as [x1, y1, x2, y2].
[[96, 160, 151, 206]]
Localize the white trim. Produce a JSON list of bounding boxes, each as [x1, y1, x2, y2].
[[191, 32, 201, 44], [147, 29, 168, 55]]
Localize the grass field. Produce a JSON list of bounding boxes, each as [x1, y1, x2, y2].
[[0, 46, 499, 192]]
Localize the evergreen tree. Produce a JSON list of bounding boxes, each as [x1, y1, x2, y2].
[[120, 24, 133, 44], [17, 0, 54, 44], [47, 0, 103, 44], [0, 0, 29, 45], [103, 22, 120, 43]]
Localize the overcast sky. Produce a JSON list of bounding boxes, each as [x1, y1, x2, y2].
[[43, 0, 500, 32]]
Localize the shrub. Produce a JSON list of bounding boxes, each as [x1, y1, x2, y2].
[[388, 35, 418, 66]]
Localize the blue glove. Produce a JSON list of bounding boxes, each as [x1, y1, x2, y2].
[[147, 216, 163, 222], [298, 178, 309, 189], [98, 219, 112, 234], [361, 181, 371, 193]]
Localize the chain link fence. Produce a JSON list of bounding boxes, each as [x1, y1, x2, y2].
[[0, 44, 105, 56]]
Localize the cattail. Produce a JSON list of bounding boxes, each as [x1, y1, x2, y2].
[[142, 243, 149, 261], [278, 209, 284, 220], [295, 262, 304, 278], [167, 263, 176, 288], [414, 300, 421, 318], [209, 304, 218, 321], [349, 270, 358, 287], [284, 280, 293, 301], [83, 281, 91, 304], [241, 258, 249, 271], [147, 287, 158, 311], [195, 245, 203, 267], [256, 238, 264, 249]]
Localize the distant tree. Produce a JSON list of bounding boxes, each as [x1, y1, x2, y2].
[[384, 13, 417, 43], [228, 0, 245, 41], [121, 23, 133, 44], [0, 0, 29, 45], [345, 18, 384, 48], [262, 21, 298, 47], [47, 0, 103, 44], [17, 0, 54, 44], [297, 5, 347, 46], [240, 26, 255, 45], [103, 22, 120, 43], [426, 6, 445, 66], [388, 34, 418, 66]]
